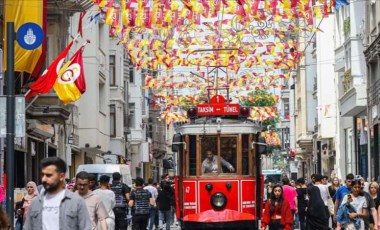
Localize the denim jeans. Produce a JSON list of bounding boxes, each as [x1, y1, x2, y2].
[[158, 209, 172, 230], [148, 206, 157, 230]]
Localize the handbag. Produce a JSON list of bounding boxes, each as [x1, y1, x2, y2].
[[327, 197, 335, 215]]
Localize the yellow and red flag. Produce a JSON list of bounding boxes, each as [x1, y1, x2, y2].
[[53, 45, 87, 105], [4, 0, 47, 77], [26, 41, 74, 100]]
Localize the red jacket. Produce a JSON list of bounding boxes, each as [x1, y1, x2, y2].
[[261, 198, 293, 230]]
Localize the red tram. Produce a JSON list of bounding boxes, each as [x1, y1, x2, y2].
[[171, 94, 267, 230]]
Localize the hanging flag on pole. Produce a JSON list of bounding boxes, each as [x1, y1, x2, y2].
[[26, 41, 74, 99], [4, 0, 47, 77], [53, 41, 88, 105], [77, 11, 87, 37]]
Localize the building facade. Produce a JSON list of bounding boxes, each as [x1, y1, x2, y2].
[[334, 2, 367, 179], [364, 0, 380, 182]]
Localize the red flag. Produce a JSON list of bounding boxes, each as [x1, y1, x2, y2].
[[252, 0, 260, 16], [105, 0, 114, 7], [26, 41, 74, 99], [112, 7, 120, 27], [128, 8, 136, 26], [143, 7, 152, 28], [78, 11, 86, 37]]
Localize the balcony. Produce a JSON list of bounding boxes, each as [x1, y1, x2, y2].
[[339, 71, 367, 117], [47, 0, 94, 12], [26, 93, 71, 124], [296, 133, 313, 157]]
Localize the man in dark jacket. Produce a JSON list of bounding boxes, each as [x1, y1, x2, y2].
[[129, 177, 154, 230], [157, 176, 175, 230], [110, 172, 130, 230]]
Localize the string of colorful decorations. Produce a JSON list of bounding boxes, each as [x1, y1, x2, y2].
[[89, 0, 332, 140]]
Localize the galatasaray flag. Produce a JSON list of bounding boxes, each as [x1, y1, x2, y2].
[[53, 46, 86, 105], [4, 0, 47, 77], [26, 41, 74, 100]]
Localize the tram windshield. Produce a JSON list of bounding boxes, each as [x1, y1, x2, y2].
[[200, 136, 237, 174], [184, 134, 253, 176]]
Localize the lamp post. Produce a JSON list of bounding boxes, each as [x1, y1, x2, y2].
[[5, 22, 15, 221]]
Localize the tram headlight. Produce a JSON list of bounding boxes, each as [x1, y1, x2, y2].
[[187, 107, 197, 118], [211, 192, 227, 210]]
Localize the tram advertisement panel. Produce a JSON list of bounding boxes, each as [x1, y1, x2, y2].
[[241, 179, 256, 216], [183, 180, 197, 216]]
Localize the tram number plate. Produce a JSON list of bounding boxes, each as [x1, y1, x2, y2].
[[242, 201, 255, 208], [197, 104, 240, 116], [184, 202, 197, 209]]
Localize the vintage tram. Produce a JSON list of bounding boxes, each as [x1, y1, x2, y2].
[[172, 94, 267, 230]]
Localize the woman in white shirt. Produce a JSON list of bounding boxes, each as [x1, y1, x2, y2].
[[340, 179, 368, 230]]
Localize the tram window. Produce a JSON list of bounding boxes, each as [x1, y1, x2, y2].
[[200, 136, 218, 174], [221, 137, 237, 173], [242, 135, 249, 175], [189, 135, 197, 176]]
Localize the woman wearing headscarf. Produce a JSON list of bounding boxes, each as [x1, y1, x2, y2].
[[21, 181, 39, 224], [306, 174, 330, 230]]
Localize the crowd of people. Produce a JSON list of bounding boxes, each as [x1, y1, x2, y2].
[[0, 157, 177, 230], [262, 173, 380, 230]]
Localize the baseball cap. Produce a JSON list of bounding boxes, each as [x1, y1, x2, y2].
[[112, 172, 122, 180]]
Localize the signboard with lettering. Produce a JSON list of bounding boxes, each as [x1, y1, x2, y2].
[[196, 95, 240, 116], [0, 96, 25, 138]]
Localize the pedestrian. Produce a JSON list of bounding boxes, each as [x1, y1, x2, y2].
[[307, 174, 315, 187], [128, 177, 154, 230], [282, 177, 298, 227], [0, 206, 10, 230], [329, 176, 341, 229], [18, 181, 39, 226], [306, 175, 330, 230], [337, 179, 368, 230], [295, 178, 307, 230], [261, 184, 293, 230], [368, 182, 380, 230], [157, 180, 174, 230], [67, 182, 76, 192], [88, 173, 98, 191], [329, 177, 340, 199], [76, 171, 109, 230], [144, 178, 158, 230], [266, 182, 273, 201], [93, 175, 116, 230], [334, 173, 355, 227], [313, 174, 331, 226], [153, 182, 159, 229], [359, 177, 378, 230], [110, 172, 131, 230], [24, 157, 92, 230], [322, 175, 329, 185], [290, 180, 296, 188]]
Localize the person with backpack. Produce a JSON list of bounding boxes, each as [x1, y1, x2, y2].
[[157, 180, 175, 230], [129, 177, 154, 230], [110, 172, 131, 230]]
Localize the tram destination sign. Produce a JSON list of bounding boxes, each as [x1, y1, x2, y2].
[[197, 103, 240, 116]]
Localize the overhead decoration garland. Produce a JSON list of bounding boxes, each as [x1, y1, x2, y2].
[[92, 0, 331, 124]]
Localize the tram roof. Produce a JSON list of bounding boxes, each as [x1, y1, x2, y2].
[[175, 118, 262, 135]]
